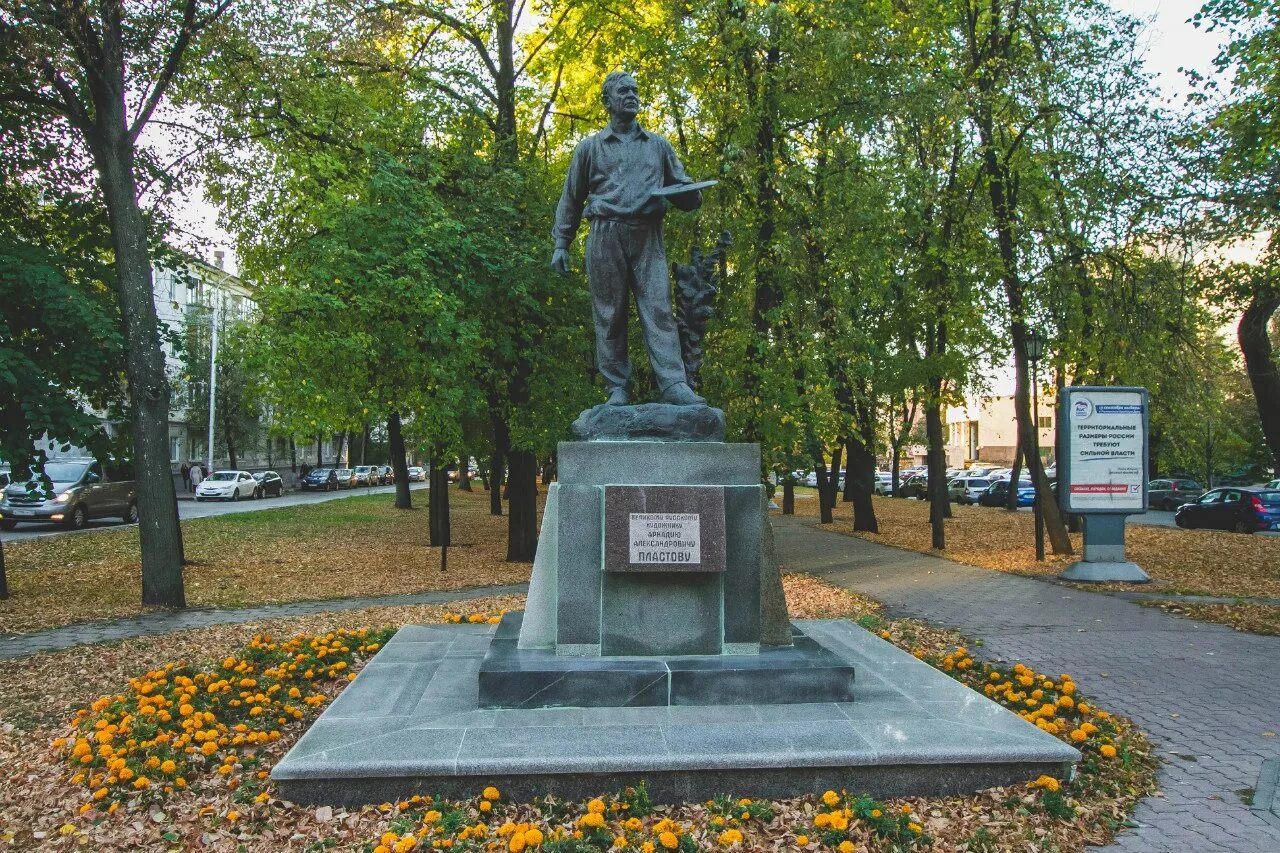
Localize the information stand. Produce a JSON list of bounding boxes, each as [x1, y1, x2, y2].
[[1057, 386, 1152, 583]]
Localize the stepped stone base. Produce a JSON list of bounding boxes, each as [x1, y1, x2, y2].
[[479, 613, 855, 709], [272, 619, 1079, 805]]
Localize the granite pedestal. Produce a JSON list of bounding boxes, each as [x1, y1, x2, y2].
[[271, 619, 1080, 804]]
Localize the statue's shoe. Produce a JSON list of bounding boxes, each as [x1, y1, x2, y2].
[[660, 382, 707, 406], [606, 387, 630, 406]]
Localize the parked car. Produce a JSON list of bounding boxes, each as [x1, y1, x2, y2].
[[978, 479, 1033, 508], [1174, 488, 1280, 533], [299, 467, 338, 491], [406, 466, 425, 483], [1265, 478, 1280, 490], [0, 458, 137, 530], [251, 471, 284, 498], [334, 468, 357, 489], [874, 472, 893, 495], [1147, 478, 1204, 511], [900, 474, 929, 499], [948, 476, 993, 505], [195, 470, 256, 502], [352, 465, 376, 486], [377, 465, 394, 485], [984, 467, 1011, 481]]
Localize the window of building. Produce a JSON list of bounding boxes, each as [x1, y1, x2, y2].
[[170, 437, 181, 461], [1038, 416, 1052, 430]]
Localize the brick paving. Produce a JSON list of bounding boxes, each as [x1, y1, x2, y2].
[[0, 584, 528, 660], [773, 514, 1280, 852]]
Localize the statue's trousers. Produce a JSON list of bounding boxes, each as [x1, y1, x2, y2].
[[585, 217, 688, 393]]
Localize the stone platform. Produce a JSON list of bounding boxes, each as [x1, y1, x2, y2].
[[479, 613, 855, 708], [272, 618, 1079, 805]]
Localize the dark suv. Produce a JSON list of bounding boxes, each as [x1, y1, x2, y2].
[[299, 468, 338, 491], [1147, 478, 1204, 511], [0, 458, 137, 530]]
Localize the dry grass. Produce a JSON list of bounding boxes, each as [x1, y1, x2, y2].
[[781, 489, 1280, 632], [0, 488, 536, 636]]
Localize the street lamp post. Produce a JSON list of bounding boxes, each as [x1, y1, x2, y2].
[[1026, 328, 1046, 561], [205, 293, 221, 476]]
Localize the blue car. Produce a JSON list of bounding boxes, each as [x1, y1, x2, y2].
[[977, 480, 1035, 508], [1174, 488, 1280, 533]]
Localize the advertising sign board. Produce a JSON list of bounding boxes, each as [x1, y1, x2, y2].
[[1060, 387, 1148, 514]]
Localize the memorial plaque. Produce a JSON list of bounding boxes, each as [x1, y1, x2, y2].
[[604, 486, 725, 573]]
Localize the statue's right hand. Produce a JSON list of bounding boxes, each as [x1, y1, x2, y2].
[[551, 247, 571, 275]]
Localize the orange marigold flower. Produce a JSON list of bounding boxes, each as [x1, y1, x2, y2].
[[658, 831, 679, 850]]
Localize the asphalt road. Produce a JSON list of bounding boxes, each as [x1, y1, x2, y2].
[[0, 482, 430, 542]]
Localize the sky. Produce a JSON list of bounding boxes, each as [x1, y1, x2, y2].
[[168, 0, 1230, 287]]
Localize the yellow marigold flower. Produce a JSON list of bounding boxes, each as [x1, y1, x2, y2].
[[1061, 681, 1076, 695], [1057, 695, 1074, 709], [1070, 728, 1088, 743], [625, 817, 642, 831], [838, 842, 854, 853], [483, 786, 500, 801], [374, 847, 391, 853], [908, 822, 923, 834], [718, 828, 744, 845], [1100, 744, 1117, 758], [813, 813, 831, 829], [1096, 710, 1110, 720], [658, 831, 679, 850], [588, 798, 607, 814], [901, 804, 912, 815], [133, 777, 150, 790], [1031, 775, 1061, 792], [879, 630, 891, 639], [740, 811, 750, 820], [870, 808, 882, 818], [828, 813, 848, 831], [821, 790, 840, 806], [640, 844, 655, 853], [92, 787, 108, 801], [227, 810, 239, 822], [795, 835, 808, 846], [479, 800, 492, 812], [578, 812, 605, 829], [524, 828, 543, 845], [1076, 702, 1090, 715], [612, 836, 627, 849], [508, 835, 526, 853]]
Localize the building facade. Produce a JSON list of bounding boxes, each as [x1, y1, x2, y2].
[[945, 392, 1057, 468]]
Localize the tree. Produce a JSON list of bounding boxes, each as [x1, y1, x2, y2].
[[1193, 0, 1280, 472], [1, 0, 239, 607]]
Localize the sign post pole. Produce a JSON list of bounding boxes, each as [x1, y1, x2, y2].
[[1058, 386, 1152, 583]]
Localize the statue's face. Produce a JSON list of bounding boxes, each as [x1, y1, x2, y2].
[[605, 75, 640, 120]]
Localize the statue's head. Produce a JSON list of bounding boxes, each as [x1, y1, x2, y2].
[[602, 72, 640, 120]]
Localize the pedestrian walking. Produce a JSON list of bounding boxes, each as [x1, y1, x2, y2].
[[180, 462, 191, 493], [191, 464, 204, 490]]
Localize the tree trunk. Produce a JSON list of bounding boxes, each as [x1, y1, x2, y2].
[[890, 449, 902, 497], [0, 535, 8, 600], [828, 444, 844, 513], [1005, 442, 1023, 511], [316, 433, 323, 466], [227, 439, 238, 472], [429, 445, 450, 546], [925, 396, 950, 549], [814, 446, 835, 524], [289, 436, 296, 473], [459, 456, 473, 491], [490, 409, 507, 516], [388, 412, 411, 509], [841, 441, 855, 503], [95, 130, 185, 607], [1239, 293, 1280, 472], [782, 480, 795, 514], [847, 433, 879, 533], [506, 450, 537, 561]]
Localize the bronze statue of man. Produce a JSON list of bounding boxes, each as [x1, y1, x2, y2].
[[552, 71, 707, 407]]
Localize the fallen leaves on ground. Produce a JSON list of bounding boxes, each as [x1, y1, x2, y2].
[[0, 489, 535, 635], [1142, 602, 1280, 636], [781, 491, 1280, 633], [0, 575, 1158, 852]]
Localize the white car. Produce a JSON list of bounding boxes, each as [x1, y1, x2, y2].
[[406, 466, 426, 483], [195, 470, 256, 501], [874, 472, 893, 495], [948, 476, 993, 505]]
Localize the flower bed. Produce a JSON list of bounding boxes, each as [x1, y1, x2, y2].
[[0, 579, 1156, 851]]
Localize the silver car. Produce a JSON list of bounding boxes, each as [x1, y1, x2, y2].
[[948, 476, 992, 505], [0, 458, 137, 530]]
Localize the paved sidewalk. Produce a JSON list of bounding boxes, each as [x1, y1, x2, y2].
[[773, 515, 1280, 852], [0, 583, 528, 660]]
